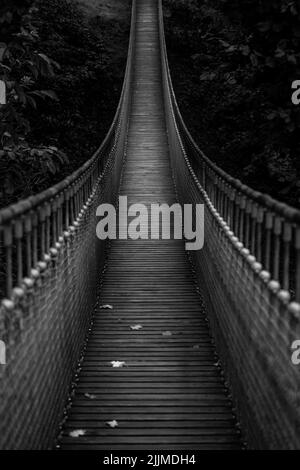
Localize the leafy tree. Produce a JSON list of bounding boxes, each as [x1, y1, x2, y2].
[[164, 0, 300, 207], [0, 1, 67, 206]]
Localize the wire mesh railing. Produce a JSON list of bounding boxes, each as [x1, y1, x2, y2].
[[0, 0, 137, 450], [177, 114, 300, 301], [158, 0, 300, 450], [158, 6, 300, 302]]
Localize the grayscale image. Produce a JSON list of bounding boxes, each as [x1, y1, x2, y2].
[[0, 0, 299, 454]]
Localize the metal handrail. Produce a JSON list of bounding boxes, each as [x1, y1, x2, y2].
[[159, 18, 300, 222], [158, 1, 300, 300], [0, 1, 137, 299]]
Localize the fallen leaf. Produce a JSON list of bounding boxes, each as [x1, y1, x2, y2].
[[162, 331, 172, 336], [130, 324, 143, 331], [84, 393, 96, 400], [193, 344, 200, 349], [111, 360, 126, 368], [69, 429, 86, 438], [106, 420, 118, 428], [100, 304, 113, 309]]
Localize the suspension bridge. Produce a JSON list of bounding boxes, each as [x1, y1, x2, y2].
[[0, 0, 300, 450]]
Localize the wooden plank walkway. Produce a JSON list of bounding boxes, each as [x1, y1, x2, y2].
[[59, 0, 241, 450]]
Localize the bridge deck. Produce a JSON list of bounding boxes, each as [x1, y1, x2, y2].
[[59, 0, 241, 450]]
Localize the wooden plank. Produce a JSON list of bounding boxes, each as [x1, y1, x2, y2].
[[61, 444, 241, 450], [65, 412, 236, 421], [63, 420, 236, 429]]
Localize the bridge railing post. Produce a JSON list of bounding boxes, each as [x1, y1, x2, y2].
[[295, 227, 300, 302]]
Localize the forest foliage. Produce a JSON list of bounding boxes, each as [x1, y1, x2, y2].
[[164, 0, 300, 207], [1, 0, 300, 209], [0, 0, 129, 208], [0, 0, 66, 205]]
